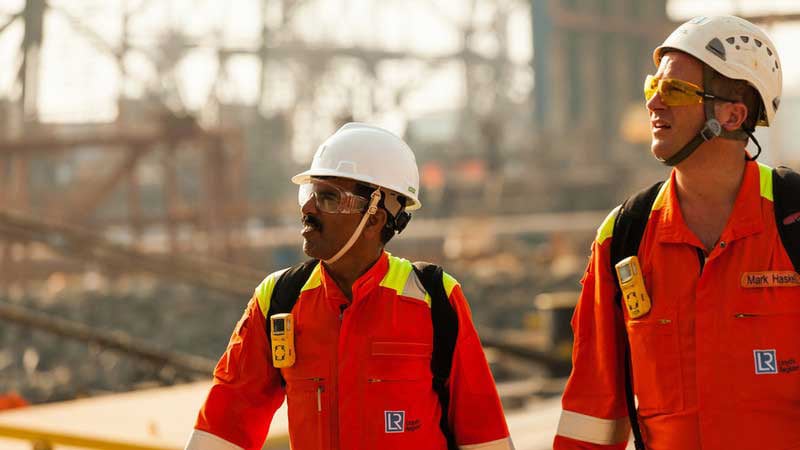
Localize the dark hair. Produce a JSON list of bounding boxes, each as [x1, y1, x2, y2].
[[707, 68, 762, 131], [354, 183, 408, 244]]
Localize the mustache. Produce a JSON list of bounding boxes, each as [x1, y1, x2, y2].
[[302, 214, 322, 231]]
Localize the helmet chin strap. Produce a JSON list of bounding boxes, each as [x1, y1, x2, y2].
[[658, 65, 750, 167], [323, 189, 382, 265]]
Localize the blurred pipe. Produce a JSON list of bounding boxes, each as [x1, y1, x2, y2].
[[0, 209, 263, 297], [0, 300, 216, 378], [0, 127, 239, 155]]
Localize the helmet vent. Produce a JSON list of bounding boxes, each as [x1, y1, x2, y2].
[[740, 36, 750, 43], [773, 97, 781, 112], [767, 47, 773, 56], [755, 39, 762, 47], [726, 37, 736, 44], [706, 38, 726, 60]]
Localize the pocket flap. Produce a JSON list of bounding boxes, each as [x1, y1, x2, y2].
[[371, 341, 432, 358]]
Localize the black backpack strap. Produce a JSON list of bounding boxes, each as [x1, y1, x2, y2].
[[412, 262, 459, 450], [268, 259, 319, 317], [266, 259, 319, 384], [609, 181, 663, 450], [773, 166, 800, 272], [610, 181, 664, 274]]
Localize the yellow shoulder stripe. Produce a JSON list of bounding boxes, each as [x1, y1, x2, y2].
[[758, 162, 774, 202], [254, 269, 286, 318], [596, 181, 670, 245], [595, 206, 621, 246], [300, 264, 322, 292], [442, 272, 459, 297], [380, 255, 414, 293], [422, 271, 460, 305], [381, 255, 460, 306], [651, 180, 670, 211], [254, 264, 321, 318]]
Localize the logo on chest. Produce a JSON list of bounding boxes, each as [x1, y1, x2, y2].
[[385, 411, 405, 433], [384, 411, 421, 433], [753, 349, 800, 375], [754, 349, 778, 374]]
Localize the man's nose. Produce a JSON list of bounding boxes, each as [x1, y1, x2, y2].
[[646, 88, 666, 112], [301, 194, 318, 215]]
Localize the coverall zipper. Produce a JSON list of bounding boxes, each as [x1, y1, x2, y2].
[[696, 247, 706, 275], [331, 300, 351, 450]]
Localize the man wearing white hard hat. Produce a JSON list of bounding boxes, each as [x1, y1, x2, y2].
[[186, 123, 514, 450], [555, 16, 800, 450]]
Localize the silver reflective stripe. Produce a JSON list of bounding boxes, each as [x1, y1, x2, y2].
[[459, 437, 515, 450], [401, 268, 430, 306], [556, 410, 630, 445], [185, 429, 244, 450]]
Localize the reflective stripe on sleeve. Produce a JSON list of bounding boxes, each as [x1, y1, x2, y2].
[[556, 410, 630, 445], [459, 437, 515, 450], [184, 429, 244, 450]]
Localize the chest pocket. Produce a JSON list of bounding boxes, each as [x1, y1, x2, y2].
[[365, 340, 444, 450]]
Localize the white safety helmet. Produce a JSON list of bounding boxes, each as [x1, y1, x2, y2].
[[292, 122, 421, 210], [654, 15, 782, 126]]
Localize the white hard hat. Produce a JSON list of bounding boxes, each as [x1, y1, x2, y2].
[[654, 15, 782, 126], [292, 122, 422, 210]]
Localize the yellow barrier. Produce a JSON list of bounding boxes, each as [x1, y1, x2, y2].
[[0, 423, 179, 450], [0, 423, 290, 450]]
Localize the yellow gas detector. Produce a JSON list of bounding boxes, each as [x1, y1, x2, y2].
[[614, 256, 652, 319], [270, 313, 296, 368]]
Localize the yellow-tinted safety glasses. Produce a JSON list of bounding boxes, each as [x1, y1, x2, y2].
[[644, 75, 737, 106]]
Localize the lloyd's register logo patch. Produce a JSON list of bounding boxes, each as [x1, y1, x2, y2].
[[754, 349, 778, 374], [385, 411, 405, 433]]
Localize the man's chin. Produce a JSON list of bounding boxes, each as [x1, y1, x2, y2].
[[651, 143, 677, 162], [302, 241, 331, 261], [302, 241, 320, 259]]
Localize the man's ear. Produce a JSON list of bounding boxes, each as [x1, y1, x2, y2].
[[717, 101, 748, 131], [364, 208, 388, 239]]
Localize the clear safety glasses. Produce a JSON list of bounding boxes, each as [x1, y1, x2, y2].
[[644, 74, 737, 107], [298, 178, 370, 214]]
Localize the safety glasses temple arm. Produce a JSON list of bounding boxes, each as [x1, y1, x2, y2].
[[696, 90, 738, 103]]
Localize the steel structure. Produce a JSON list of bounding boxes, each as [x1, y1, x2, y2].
[[0, 0, 534, 285]]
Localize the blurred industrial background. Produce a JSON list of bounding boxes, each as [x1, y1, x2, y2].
[[0, 0, 799, 449]]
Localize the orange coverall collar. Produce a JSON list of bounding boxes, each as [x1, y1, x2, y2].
[[655, 160, 766, 248]]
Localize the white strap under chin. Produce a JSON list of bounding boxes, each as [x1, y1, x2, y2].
[[323, 189, 382, 265]]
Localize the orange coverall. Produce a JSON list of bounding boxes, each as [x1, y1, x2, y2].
[[187, 252, 513, 450], [555, 162, 800, 450]]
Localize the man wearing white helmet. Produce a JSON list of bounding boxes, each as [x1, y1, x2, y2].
[[555, 16, 800, 450], [186, 123, 514, 450]]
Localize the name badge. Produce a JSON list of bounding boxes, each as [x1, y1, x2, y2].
[[741, 271, 800, 288]]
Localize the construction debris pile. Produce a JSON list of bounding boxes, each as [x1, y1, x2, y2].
[[1, 279, 244, 404]]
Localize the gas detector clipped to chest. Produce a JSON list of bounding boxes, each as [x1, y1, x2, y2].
[[615, 256, 652, 319], [270, 313, 296, 368]]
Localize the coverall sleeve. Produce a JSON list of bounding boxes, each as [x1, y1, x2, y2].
[[553, 237, 630, 449], [185, 295, 286, 450], [447, 282, 515, 450]]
